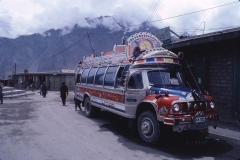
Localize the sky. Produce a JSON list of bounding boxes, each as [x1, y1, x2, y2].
[[0, 0, 240, 38]]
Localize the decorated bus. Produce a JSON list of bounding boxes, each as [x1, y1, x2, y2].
[[74, 32, 219, 144]]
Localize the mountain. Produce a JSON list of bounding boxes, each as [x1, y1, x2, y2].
[[0, 16, 159, 77]]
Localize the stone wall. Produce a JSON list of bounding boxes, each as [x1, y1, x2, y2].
[[207, 53, 233, 121]]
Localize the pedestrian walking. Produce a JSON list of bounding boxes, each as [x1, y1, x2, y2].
[[0, 85, 3, 104], [60, 82, 68, 106], [20, 80, 23, 88], [26, 82, 29, 91], [32, 82, 35, 92], [39, 83, 43, 95], [47, 80, 51, 91], [41, 82, 48, 98]]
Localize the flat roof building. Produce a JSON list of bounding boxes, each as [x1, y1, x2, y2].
[[11, 71, 75, 91]]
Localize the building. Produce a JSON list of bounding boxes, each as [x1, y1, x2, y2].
[[12, 69, 75, 90], [163, 27, 240, 122]]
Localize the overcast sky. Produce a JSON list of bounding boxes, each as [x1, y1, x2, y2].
[[0, 0, 240, 38]]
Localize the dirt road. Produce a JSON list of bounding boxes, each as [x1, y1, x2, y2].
[[0, 91, 239, 160]]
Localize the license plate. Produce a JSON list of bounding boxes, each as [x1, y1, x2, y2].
[[195, 117, 205, 123]]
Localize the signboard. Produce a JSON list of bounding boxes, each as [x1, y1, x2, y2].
[[156, 27, 171, 44], [61, 68, 75, 73]]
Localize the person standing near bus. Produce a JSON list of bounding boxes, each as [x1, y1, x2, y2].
[[60, 82, 68, 106]]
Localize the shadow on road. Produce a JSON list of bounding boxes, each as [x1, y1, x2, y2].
[[81, 109, 234, 159]]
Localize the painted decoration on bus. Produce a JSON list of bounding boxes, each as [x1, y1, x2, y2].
[[94, 53, 101, 57], [135, 57, 179, 64], [127, 32, 162, 56], [101, 51, 113, 56], [78, 87, 125, 103], [115, 45, 126, 54], [85, 54, 94, 59], [92, 97, 125, 112]]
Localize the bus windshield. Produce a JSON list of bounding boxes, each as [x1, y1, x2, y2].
[[147, 70, 184, 87]]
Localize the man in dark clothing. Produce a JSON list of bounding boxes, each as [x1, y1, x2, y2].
[[60, 82, 68, 106], [0, 86, 3, 104], [132, 46, 141, 59], [41, 82, 48, 98]]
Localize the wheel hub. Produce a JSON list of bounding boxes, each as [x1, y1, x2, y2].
[[141, 118, 153, 136]]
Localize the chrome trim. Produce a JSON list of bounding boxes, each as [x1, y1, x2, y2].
[[170, 98, 188, 114], [91, 101, 135, 119]]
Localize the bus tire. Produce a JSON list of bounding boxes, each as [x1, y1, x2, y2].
[[137, 111, 160, 144], [84, 97, 96, 118]]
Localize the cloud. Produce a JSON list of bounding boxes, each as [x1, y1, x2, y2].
[[0, 12, 13, 37], [0, 0, 240, 38]]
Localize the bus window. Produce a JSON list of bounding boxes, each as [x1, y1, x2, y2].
[[81, 68, 90, 84], [95, 67, 107, 86], [87, 67, 98, 85], [104, 66, 118, 87], [115, 66, 124, 88], [128, 72, 143, 89], [76, 74, 81, 83]]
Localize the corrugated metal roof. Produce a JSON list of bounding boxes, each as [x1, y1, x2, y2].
[[164, 27, 240, 49], [12, 72, 75, 76]]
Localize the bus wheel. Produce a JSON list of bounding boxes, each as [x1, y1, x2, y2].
[[84, 97, 98, 118], [137, 111, 160, 144]]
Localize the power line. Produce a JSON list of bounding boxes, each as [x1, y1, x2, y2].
[[146, 0, 162, 22], [38, 35, 87, 63], [129, 0, 240, 28], [169, 25, 240, 33], [145, 0, 160, 22], [87, 33, 115, 35], [0, 22, 45, 30], [144, 0, 156, 21], [1, 34, 88, 74]]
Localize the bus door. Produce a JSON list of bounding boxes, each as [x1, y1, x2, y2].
[[125, 71, 146, 112]]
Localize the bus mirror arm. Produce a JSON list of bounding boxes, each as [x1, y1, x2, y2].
[[155, 94, 163, 99]]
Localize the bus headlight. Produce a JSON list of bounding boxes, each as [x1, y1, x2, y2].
[[173, 104, 180, 112]]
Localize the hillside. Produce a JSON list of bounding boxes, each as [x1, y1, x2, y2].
[[0, 16, 159, 77]]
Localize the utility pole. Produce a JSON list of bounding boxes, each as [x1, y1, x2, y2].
[[87, 33, 95, 54], [170, 29, 180, 38], [14, 63, 16, 88]]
